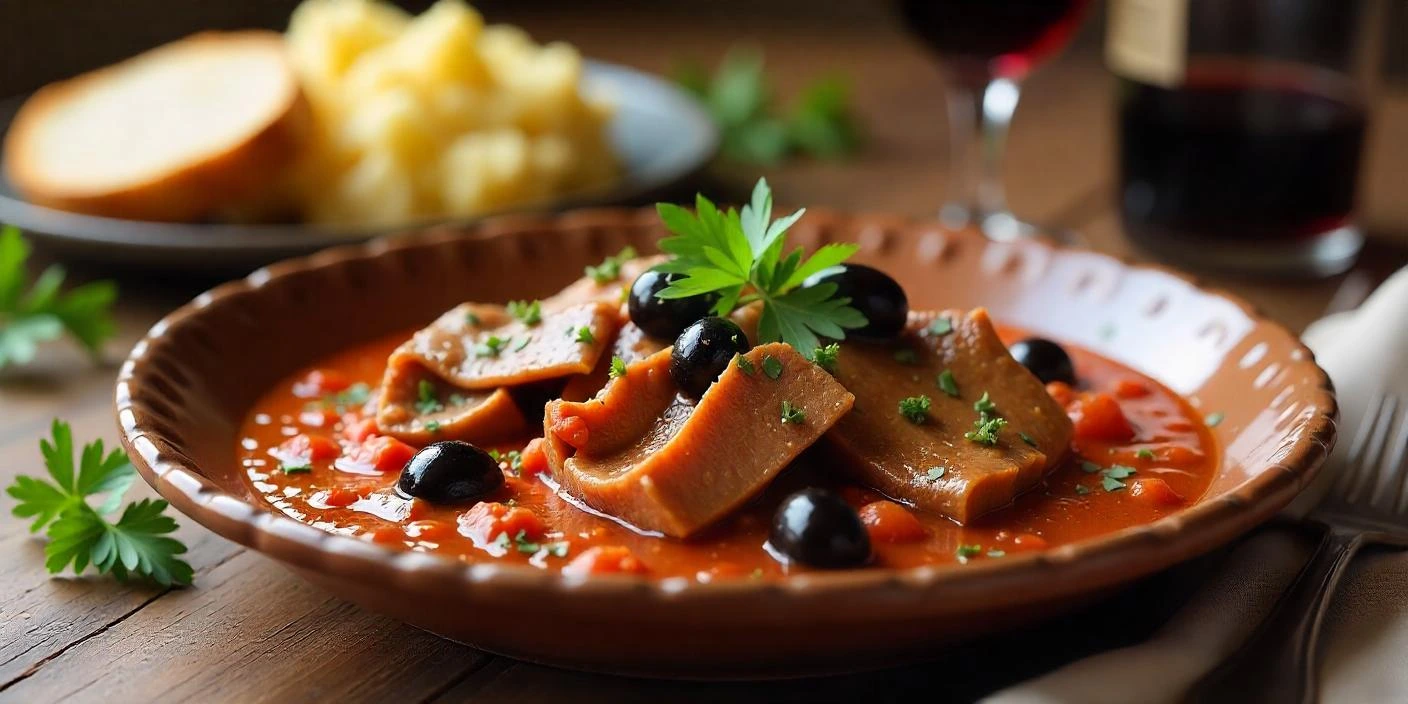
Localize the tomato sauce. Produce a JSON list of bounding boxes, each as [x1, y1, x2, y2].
[[236, 328, 1218, 580]]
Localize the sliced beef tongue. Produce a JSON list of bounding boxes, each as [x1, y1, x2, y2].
[[824, 308, 1074, 524], [375, 300, 621, 444], [543, 344, 855, 538]]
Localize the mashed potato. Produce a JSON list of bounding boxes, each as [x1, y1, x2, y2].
[[285, 0, 619, 226]]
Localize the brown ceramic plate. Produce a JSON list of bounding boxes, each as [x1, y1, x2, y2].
[[115, 209, 1336, 679]]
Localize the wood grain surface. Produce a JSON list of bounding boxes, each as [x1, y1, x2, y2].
[[0, 4, 1404, 703]]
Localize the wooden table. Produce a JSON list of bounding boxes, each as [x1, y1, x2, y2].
[[1, 5, 1405, 702]]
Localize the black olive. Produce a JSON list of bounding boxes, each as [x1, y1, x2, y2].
[[1009, 337, 1076, 385], [802, 264, 908, 341], [395, 441, 503, 504], [768, 488, 871, 568], [670, 317, 750, 399], [628, 270, 717, 340]]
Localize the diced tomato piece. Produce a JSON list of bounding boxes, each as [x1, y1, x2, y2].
[[365, 525, 404, 544], [551, 415, 591, 449], [459, 502, 547, 545], [858, 501, 927, 543], [519, 438, 550, 477], [404, 519, 456, 541], [1130, 478, 1185, 507], [1158, 445, 1205, 468], [563, 545, 649, 577], [349, 436, 416, 473], [1045, 381, 1076, 407], [279, 434, 342, 462], [1114, 379, 1151, 399], [1012, 533, 1048, 551], [324, 486, 361, 507], [293, 369, 351, 398], [343, 416, 380, 443], [1069, 393, 1136, 442]]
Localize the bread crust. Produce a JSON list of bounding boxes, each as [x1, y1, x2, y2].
[[2, 30, 307, 222]]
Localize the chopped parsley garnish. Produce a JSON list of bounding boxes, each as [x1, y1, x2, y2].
[[964, 413, 1007, 446], [924, 467, 946, 482], [973, 391, 998, 415], [1019, 432, 1038, 447], [761, 354, 784, 379], [325, 382, 372, 413], [1136, 448, 1156, 460], [5, 420, 193, 586], [514, 337, 533, 352], [937, 369, 959, 398], [652, 178, 866, 356], [898, 395, 932, 424], [506, 299, 542, 326], [1104, 465, 1137, 480], [1080, 461, 1102, 474], [926, 317, 953, 337], [425, 420, 441, 433], [0, 226, 117, 370], [1101, 475, 1127, 492], [955, 544, 983, 562], [448, 393, 468, 407], [1205, 412, 1225, 428], [893, 347, 917, 364], [574, 326, 596, 345], [736, 354, 756, 375], [1075, 484, 1091, 496], [465, 311, 481, 327], [780, 400, 806, 424], [609, 356, 628, 379], [476, 335, 508, 358], [585, 246, 638, 284], [414, 379, 443, 414], [506, 451, 524, 475], [811, 343, 839, 373], [280, 462, 312, 474]]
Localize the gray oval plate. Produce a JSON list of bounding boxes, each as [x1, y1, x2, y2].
[[0, 60, 717, 273]]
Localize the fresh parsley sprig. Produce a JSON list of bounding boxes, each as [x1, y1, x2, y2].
[[0, 226, 117, 369], [6, 420, 193, 586], [653, 179, 865, 356]]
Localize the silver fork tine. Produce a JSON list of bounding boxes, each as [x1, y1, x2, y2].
[[1336, 391, 1387, 502], [1388, 406, 1408, 514], [1362, 395, 1401, 506]]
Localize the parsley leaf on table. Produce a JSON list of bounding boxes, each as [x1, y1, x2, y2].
[[6, 420, 193, 586], [674, 50, 861, 165], [653, 179, 865, 356], [0, 226, 118, 369]]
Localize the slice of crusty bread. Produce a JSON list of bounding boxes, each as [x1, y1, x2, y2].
[[2, 31, 307, 222]]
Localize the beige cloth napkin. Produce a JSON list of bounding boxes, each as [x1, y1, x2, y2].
[[986, 266, 1408, 704]]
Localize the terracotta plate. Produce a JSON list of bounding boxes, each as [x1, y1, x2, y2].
[[116, 209, 1336, 678]]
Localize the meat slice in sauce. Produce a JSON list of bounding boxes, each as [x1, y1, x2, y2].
[[560, 321, 668, 401], [543, 343, 855, 537], [824, 308, 1074, 524], [375, 301, 620, 442], [544, 255, 662, 310]]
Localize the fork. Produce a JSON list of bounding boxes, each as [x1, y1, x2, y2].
[[1189, 391, 1408, 704]]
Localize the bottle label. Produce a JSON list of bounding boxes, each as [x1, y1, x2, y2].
[[1106, 0, 1189, 87]]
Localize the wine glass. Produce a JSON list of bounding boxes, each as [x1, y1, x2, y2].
[[898, 0, 1091, 242]]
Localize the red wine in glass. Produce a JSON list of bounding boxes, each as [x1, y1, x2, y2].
[[898, 0, 1091, 78], [1118, 59, 1368, 269]]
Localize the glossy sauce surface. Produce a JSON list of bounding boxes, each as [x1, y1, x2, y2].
[[237, 328, 1217, 581]]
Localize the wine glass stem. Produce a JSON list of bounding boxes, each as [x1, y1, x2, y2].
[[944, 73, 1024, 223]]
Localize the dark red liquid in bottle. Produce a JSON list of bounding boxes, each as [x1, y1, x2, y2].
[[1118, 61, 1367, 245], [898, 0, 1090, 77]]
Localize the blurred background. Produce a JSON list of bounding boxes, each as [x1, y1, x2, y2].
[[0, 0, 1405, 328]]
